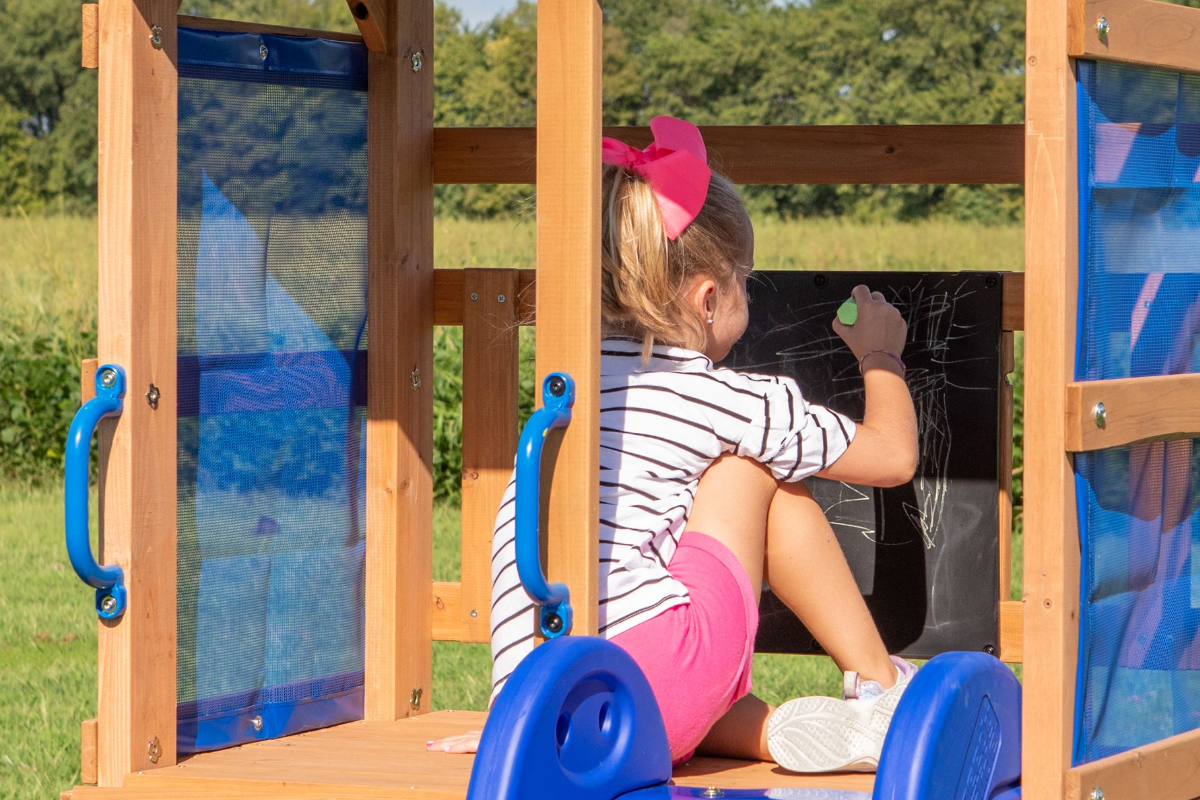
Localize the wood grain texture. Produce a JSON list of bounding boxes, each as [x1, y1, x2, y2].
[[81, 718, 98, 785], [1023, 0, 1082, 795], [363, 0, 435, 721], [434, 125, 1025, 185], [81, 359, 99, 404], [1071, 0, 1200, 75], [1065, 726, 1200, 800], [82, 5, 99, 68], [1003, 272, 1025, 332], [999, 599, 1024, 663], [459, 269, 520, 642], [176, 14, 363, 42], [95, 0, 179, 785], [1065, 374, 1200, 451], [999, 331, 1015, 612], [344, 0, 388, 51], [535, 0, 602, 638], [431, 581, 463, 641]]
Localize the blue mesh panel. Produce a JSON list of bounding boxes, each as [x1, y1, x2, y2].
[[1075, 60, 1200, 764], [176, 27, 368, 753]]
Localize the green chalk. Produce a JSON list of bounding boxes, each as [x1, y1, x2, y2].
[[837, 298, 858, 326]]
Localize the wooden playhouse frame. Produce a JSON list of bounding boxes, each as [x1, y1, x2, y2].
[[65, 0, 1200, 797]]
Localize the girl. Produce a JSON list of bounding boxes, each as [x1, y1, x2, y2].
[[429, 117, 919, 773]]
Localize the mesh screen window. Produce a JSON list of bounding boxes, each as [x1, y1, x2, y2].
[[176, 27, 369, 753], [1075, 60, 1200, 764]]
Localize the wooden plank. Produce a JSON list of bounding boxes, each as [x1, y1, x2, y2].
[[536, 0, 602, 638], [81, 718, 98, 785], [999, 330, 1015, 610], [1065, 374, 1200, 451], [998, 599, 1024, 663], [1065, 726, 1200, 800], [344, 0, 388, 52], [1070, 0, 1200, 75], [82, 359, 99, 404], [176, 14, 363, 42], [1002, 272, 1025, 332], [1023, 0, 1082, 794], [363, 0, 435, 722], [82, 5, 99, 68], [673, 757, 873, 793], [434, 125, 1025, 186], [431, 581, 464, 642], [95, 0, 178, 785], [459, 269, 520, 643]]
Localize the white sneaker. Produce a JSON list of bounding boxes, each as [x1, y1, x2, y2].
[[767, 657, 916, 773]]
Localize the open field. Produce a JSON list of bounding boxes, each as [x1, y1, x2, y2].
[[0, 215, 1023, 799]]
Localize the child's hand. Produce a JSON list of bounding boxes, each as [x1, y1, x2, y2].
[[426, 730, 481, 754], [831, 285, 907, 365]]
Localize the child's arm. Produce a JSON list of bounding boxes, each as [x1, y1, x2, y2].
[[815, 285, 918, 488]]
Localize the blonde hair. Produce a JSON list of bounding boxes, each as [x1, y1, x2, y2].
[[601, 165, 753, 360]]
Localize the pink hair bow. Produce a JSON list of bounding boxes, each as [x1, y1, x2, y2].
[[602, 116, 713, 240]]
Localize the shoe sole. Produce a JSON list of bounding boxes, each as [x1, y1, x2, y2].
[[766, 688, 904, 773]]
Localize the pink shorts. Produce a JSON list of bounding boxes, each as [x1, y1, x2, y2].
[[609, 532, 759, 764]]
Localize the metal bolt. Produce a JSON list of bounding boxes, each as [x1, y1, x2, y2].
[[701, 789, 725, 799], [1094, 401, 1107, 429], [1096, 15, 1109, 41], [147, 737, 162, 764], [149, 25, 163, 50], [984, 644, 996, 655], [545, 613, 564, 634], [145, 383, 160, 410], [497, 294, 506, 303], [470, 609, 478, 618], [548, 376, 567, 397], [251, 715, 263, 731], [411, 50, 423, 72], [260, 44, 269, 60], [410, 688, 423, 711], [470, 292, 479, 301], [1091, 788, 1105, 800], [100, 594, 118, 615], [410, 368, 421, 389], [99, 368, 117, 389]]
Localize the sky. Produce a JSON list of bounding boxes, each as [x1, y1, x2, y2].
[[448, 0, 516, 27]]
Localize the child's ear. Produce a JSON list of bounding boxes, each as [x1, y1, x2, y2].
[[686, 277, 717, 320]]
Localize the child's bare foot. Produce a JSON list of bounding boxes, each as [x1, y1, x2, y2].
[[425, 731, 481, 754]]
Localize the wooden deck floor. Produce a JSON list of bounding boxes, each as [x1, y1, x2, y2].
[[66, 711, 875, 799]]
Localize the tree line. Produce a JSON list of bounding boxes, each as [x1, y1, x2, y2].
[[0, 0, 1064, 222]]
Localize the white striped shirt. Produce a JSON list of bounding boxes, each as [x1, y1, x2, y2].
[[488, 336, 856, 702]]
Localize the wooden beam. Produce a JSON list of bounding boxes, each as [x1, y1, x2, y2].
[[434, 125, 1025, 186], [536, 0, 601, 638], [81, 359, 99, 404], [998, 599, 1024, 663], [999, 331, 1015, 611], [82, 5, 99, 69], [459, 269, 520, 643], [1023, 0, 1082, 794], [81, 718, 98, 785], [1070, 0, 1200, 75], [176, 14, 363, 42], [1002, 272, 1025, 332], [1065, 374, 1200, 451], [431, 581, 463, 642], [363, 0, 434, 720], [1065, 726, 1200, 800], [95, 0, 178, 785], [344, 0, 388, 52]]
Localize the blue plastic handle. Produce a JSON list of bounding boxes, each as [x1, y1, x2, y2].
[[65, 364, 127, 620], [514, 372, 575, 638]]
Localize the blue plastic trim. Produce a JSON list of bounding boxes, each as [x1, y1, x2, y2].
[[178, 26, 367, 90], [873, 652, 1021, 800], [467, 636, 671, 800], [65, 364, 127, 619], [515, 372, 576, 638]]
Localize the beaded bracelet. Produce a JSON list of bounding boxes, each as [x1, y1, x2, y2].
[[858, 349, 906, 375]]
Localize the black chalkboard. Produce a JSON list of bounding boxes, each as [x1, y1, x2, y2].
[[722, 271, 1004, 659]]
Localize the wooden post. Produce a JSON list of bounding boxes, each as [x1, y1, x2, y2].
[[535, 0, 602, 637], [1023, 0, 1082, 796], [95, 0, 178, 785], [363, 0, 435, 719]]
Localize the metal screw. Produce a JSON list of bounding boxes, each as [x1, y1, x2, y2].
[[410, 50, 423, 72], [1096, 15, 1109, 41], [701, 789, 725, 799], [149, 25, 163, 50], [99, 368, 117, 389], [1091, 788, 1105, 800], [814, 274, 828, 288], [260, 44, 269, 60], [99, 594, 118, 615], [984, 644, 996, 655], [470, 292, 479, 301], [410, 368, 421, 390], [410, 688, 423, 711], [147, 737, 162, 764], [251, 715, 263, 731], [548, 376, 567, 397], [1094, 401, 1107, 429], [497, 294, 506, 303], [545, 613, 563, 634], [470, 609, 478, 618], [145, 383, 160, 410]]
